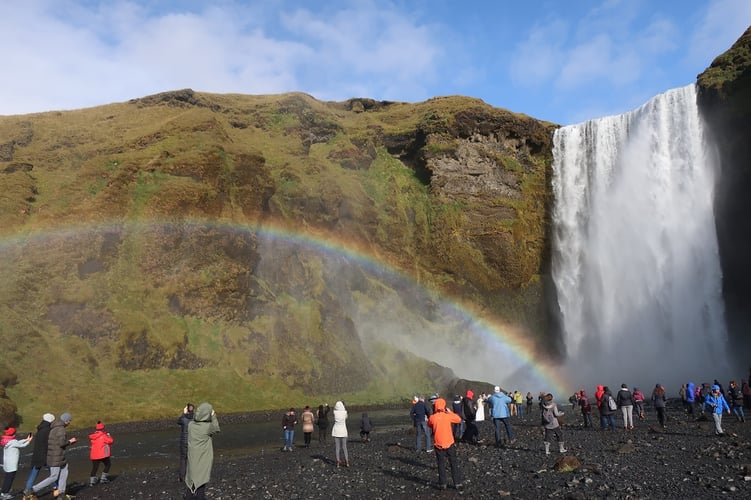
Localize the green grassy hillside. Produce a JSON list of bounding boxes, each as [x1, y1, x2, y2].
[[0, 90, 556, 427]]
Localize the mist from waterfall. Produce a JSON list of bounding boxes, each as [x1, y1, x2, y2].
[[552, 84, 729, 391]]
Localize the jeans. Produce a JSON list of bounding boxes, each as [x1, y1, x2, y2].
[[516, 403, 523, 416], [492, 417, 514, 444], [731, 405, 745, 421], [415, 420, 433, 451], [620, 405, 634, 428], [434, 444, 462, 487], [283, 429, 294, 449], [25, 466, 42, 491], [600, 414, 616, 430], [711, 412, 724, 434], [33, 464, 68, 494]]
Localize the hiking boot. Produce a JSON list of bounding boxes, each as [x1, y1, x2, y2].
[[23, 489, 37, 500], [99, 472, 110, 484], [89, 476, 99, 486]]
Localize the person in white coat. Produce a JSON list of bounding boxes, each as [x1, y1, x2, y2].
[[331, 401, 349, 467]]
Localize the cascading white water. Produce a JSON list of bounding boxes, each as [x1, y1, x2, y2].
[[552, 84, 728, 390]]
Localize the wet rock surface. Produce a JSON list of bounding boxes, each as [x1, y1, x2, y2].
[[64, 405, 750, 499]]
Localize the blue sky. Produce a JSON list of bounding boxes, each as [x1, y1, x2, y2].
[[1, 0, 748, 124]]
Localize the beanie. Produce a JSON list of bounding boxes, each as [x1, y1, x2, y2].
[[60, 413, 72, 423], [494, 386, 500, 393], [4, 427, 16, 436], [42, 413, 55, 423], [95, 421, 105, 430]]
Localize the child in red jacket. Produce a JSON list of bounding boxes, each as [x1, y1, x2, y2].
[[88, 421, 114, 486]]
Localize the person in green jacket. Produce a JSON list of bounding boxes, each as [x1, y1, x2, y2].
[[185, 402, 220, 500]]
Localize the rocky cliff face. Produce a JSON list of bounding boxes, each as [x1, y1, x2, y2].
[[0, 91, 556, 424], [697, 26, 751, 358]]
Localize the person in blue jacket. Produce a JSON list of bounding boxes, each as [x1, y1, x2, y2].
[[704, 384, 731, 435], [486, 386, 514, 447]]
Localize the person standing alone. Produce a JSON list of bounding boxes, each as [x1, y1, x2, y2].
[[427, 398, 463, 491], [185, 402, 220, 500]]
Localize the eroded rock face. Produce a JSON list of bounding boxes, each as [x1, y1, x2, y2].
[[697, 26, 751, 357]]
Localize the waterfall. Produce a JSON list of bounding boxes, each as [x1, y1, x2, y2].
[[551, 84, 728, 390]]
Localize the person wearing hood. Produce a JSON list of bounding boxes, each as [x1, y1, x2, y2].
[[461, 390, 478, 444], [88, 421, 114, 486], [177, 403, 195, 482], [23, 413, 54, 500], [704, 384, 731, 436], [427, 398, 463, 491], [31, 412, 77, 500], [541, 393, 566, 455], [2, 427, 33, 500], [486, 386, 514, 447], [331, 401, 349, 467], [185, 402, 220, 500]]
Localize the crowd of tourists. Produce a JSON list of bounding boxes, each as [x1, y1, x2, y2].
[[403, 373, 749, 490], [3, 373, 748, 497], [1, 412, 112, 500]]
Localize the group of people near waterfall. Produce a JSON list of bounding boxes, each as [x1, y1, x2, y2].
[[1, 412, 112, 500], [405, 372, 748, 490], [278, 401, 372, 468], [4, 373, 747, 497]]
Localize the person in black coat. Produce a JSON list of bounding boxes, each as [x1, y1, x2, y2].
[[22, 413, 54, 498], [177, 403, 195, 482]]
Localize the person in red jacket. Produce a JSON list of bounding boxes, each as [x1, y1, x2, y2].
[[427, 398, 463, 491], [88, 421, 114, 486]]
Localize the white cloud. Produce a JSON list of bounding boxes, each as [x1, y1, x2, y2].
[[688, 0, 751, 67], [508, 20, 568, 86]]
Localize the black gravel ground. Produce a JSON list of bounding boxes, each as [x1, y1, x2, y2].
[[42, 402, 751, 499]]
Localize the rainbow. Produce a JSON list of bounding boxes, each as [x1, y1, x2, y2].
[[0, 218, 569, 396]]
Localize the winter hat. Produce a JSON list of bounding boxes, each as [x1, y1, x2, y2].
[[466, 389, 474, 399], [494, 386, 501, 393], [60, 413, 72, 423], [4, 427, 16, 436], [95, 421, 105, 430], [42, 413, 55, 423], [711, 384, 720, 391], [621, 383, 628, 388]]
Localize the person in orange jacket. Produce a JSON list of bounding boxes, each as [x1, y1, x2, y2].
[[427, 398, 464, 491], [88, 421, 114, 486]]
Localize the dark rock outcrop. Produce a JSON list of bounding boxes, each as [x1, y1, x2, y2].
[[697, 25, 751, 356]]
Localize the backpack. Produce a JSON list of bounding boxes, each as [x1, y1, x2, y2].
[[607, 396, 617, 411]]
